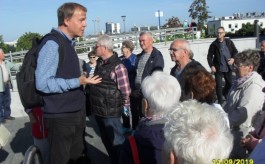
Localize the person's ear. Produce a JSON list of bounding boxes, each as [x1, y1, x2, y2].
[[142, 98, 149, 116], [169, 151, 178, 164], [249, 65, 254, 71]]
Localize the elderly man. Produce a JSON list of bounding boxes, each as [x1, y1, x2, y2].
[[207, 26, 238, 104], [169, 39, 205, 101], [0, 48, 20, 123], [163, 100, 233, 164], [131, 31, 164, 130], [90, 35, 131, 164]]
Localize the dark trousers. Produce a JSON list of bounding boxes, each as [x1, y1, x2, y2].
[[45, 109, 86, 164], [130, 96, 143, 130], [0, 84, 11, 121], [94, 116, 125, 164], [214, 71, 232, 104]]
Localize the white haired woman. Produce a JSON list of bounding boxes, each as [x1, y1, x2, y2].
[[163, 100, 233, 164], [224, 49, 265, 158], [119, 71, 181, 164]]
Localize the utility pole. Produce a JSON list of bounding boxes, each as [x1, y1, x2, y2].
[[121, 15, 126, 33]]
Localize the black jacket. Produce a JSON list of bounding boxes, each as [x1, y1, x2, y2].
[[207, 38, 238, 72], [135, 47, 164, 83]]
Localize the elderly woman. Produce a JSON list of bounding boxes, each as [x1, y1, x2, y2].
[[224, 49, 265, 158], [119, 71, 181, 164], [181, 69, 230, 127], [163, 100, 233, 164], [119, 40, 137, 133]]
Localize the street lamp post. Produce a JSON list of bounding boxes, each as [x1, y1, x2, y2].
[[121, 15, 126, 33], [155, 10, 163, 42], [92, 20, 96, 35]]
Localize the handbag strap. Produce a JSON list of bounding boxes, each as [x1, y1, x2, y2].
[[128, 136, 140, 164]]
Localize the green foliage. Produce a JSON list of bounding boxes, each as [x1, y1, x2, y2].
[[16, 32, 42, 51], [225, 23, 265, 38], [188, 0, 211, 31], [236, 23, 254, 36], [0, 35, 16, 53], [163, 16, 181, 28]]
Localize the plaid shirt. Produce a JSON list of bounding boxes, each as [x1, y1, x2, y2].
[[110, 63, 131, 108]]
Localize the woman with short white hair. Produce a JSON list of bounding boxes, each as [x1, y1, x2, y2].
[[163, 100, 233, 164], [119, 71, 181, 164]]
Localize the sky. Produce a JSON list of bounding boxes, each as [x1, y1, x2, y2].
[[1, 0, 264, 42]]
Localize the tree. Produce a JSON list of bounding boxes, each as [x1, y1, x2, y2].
[[226, 23, 265, 38], [188, 0, 211, 31], [16, 32, 42, 51], [163, 16, 182, 28]]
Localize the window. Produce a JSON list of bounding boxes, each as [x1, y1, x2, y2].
[[229, 24, 232, 28], [235, 23, 238, 28]]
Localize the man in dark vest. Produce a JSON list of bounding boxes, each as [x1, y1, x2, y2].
[[35, 3, 101, 164], [90, 35, 131, 164]]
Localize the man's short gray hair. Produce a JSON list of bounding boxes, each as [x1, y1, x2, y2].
[[141, 71, 181, 116], [163, 100, 233, 164], [139, 31, 153, 40], [97, 35, 113, 51]]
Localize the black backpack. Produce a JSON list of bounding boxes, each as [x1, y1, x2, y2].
[[16, 32, 65, 109]]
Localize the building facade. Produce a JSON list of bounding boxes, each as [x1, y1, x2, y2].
[[105, 22, 121, 34], [207, 12, 265, 35]]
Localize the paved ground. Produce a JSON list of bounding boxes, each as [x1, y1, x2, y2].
[[0, 115, 110, 164]]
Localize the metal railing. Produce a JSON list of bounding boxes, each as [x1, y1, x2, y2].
[[5, 27, 198, 63]]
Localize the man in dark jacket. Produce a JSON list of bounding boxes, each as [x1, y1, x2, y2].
[[169, 39, 206, 101], [131, 31, 164, 130], [207, 26, 238, 104], [90, 35, 131, 164]]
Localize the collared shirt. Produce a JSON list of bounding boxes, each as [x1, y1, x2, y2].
[[35, 28, 80, 93], [109, 62, 131, 108], [0, 62, 9, 82]]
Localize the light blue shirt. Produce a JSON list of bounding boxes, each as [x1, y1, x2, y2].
[[35, 28, 80, 94]]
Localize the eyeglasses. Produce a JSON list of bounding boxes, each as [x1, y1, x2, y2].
[[168, 48, 183, 53], [216, 32, 224, 35], [89, 56, 96, 59]]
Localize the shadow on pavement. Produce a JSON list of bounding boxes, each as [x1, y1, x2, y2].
[[10, 122, 33, 156], [0, 148, 9, 163]]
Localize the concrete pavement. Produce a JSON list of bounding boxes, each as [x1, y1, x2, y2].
[[0, 88, 110, 164], [0, 115, 110, 164]]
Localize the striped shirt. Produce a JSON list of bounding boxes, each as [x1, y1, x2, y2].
[[135, 53, 150, 89], [110, 64, 131, 108]]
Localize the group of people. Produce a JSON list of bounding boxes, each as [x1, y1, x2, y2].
[[1, 2, 265, 164]]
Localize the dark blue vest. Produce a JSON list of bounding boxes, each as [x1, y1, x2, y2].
[[42, 30, 85, 117]]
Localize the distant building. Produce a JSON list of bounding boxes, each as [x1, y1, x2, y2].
[[4, 40, 17, 47], [207, 12, 265, 35], [105, 22, 121, 34]]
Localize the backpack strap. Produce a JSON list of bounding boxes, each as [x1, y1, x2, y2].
[[128, 136, 140, 164]]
